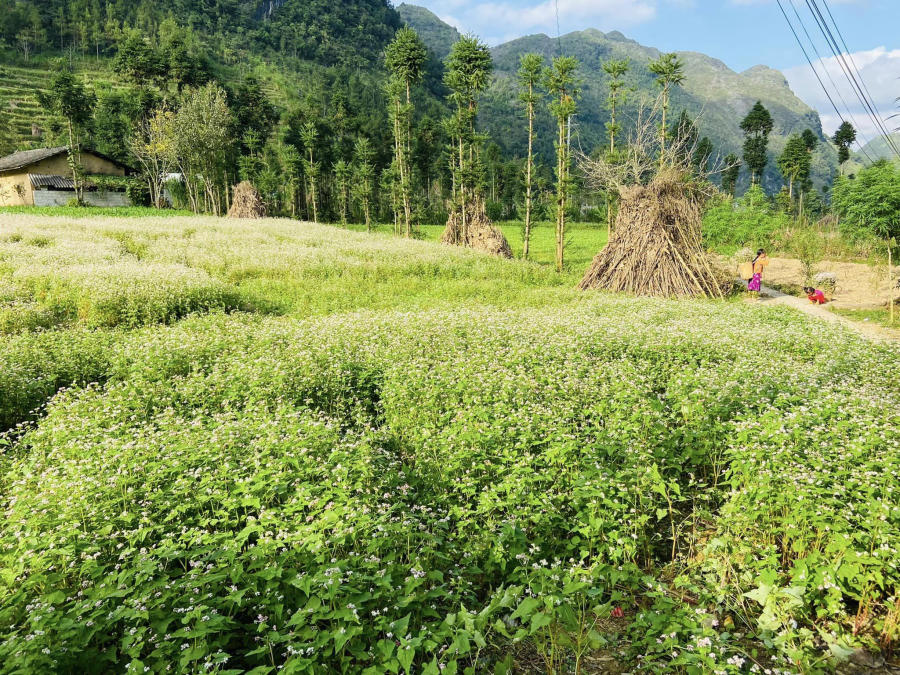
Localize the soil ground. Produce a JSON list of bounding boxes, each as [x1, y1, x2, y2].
[[726, 256, 899, 341], [761, 257, 899, 310]]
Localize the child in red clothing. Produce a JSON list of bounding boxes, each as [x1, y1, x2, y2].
[[803, 286, 827, 304]]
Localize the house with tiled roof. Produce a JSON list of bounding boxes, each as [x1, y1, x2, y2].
[[0, 147, 131, 207]]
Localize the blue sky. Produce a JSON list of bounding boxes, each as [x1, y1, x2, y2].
[[405, 0, 899, 139]]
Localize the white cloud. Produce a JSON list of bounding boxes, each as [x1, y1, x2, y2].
[[730, 0, 867, 4], [783, 46, 900, 141]]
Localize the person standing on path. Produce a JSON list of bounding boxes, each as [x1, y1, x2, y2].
[[747, 249, 769, 298]]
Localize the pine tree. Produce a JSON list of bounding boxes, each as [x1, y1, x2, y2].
[[544, 55, 579, 273], [740, 101, 774, 185], [832, 121, 856, 174], [517, 52, 543, 260]]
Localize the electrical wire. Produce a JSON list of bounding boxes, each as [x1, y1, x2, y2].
[[786, 0, 874, 155], [805, 0, 900, 158], [820, 0, 900, 153], [774, 0, 874, 163]]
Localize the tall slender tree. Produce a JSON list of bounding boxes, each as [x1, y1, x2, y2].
[[602, 59, 629, 155], [352, 137, 375, 231], [334, 159, 351, 225], [37, 69, 96, 202], [693, 137, 714, 172], [544, 55, 579, 273], [778, 134, 808, 201], [517, 52, 543, 260], [648, 53, 685, 162], [384, 27, 427, 237], [444, 34, 493, 242], [279, 143, 302, 218], [778, 130, 817, 218], [173, 84, 231, 215], [832, 121, 856, 175], [722, 154, 741, 197], [602, 58, 629, 238], [299, 122, 319, 223], [740, 101, 774, 185]]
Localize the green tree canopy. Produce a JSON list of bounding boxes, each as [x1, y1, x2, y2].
[[832, 160, 900, 239], [740, 101, 774, 184], [832, 121, 857, 167]]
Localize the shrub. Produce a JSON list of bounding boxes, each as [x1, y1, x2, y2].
[[702, 186, 790, 249]]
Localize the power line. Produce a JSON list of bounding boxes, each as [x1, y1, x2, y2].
[[554, 0, 562, 57], [820, 0, 900, 153], [773, 0, 874, 163], [786, 0, 875, 156], [806, 0, 899, 156], [804, 0, 900, 158]]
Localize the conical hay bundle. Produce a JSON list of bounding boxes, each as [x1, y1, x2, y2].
[[579, 180, 729, 298], [227, 181, 267, 219], [440, 205, 513, 258]]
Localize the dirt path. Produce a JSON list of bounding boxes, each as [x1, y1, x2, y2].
[[755, 284, 897, 341], [757, 257, 898, 310]]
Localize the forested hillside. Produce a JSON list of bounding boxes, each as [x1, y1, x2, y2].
[[0, 0, 846, 222], [0, 0, 400, 65], [400, 6, 837, 192]]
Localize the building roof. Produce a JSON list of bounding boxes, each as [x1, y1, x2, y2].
[[0, 147, 128, 173], [30, 174, 80, 190]]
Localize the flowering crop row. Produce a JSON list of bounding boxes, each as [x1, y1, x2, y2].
[[0, 215, 898, 673]]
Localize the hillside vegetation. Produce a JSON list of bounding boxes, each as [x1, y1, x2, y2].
[[0, 214, 898, 673], [399, 6, 838, 192]]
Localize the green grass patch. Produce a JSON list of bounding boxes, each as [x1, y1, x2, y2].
[[831, 306, 900, 330], [0, 206, 195, 218]]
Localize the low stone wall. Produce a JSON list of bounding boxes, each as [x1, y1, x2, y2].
[[33, 190, 131, 207]]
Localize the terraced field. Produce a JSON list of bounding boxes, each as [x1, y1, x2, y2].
[[0, 62, 129, 149]]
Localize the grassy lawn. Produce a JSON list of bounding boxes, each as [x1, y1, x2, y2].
[[345, 220, 608, 272], [831, 305, 900, 330]]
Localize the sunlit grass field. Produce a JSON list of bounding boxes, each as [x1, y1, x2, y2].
[[0, 213, 897, 674]]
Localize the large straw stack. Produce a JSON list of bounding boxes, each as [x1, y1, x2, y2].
[[578, 179, 730, 297], [441, 202, 513, 258], [227, 182, 267, 219]]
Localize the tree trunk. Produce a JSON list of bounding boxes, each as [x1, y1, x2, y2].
[[556, 115, 566, 273], [523, 95, 534, 260]]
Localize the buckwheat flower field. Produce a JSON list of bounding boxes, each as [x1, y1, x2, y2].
[[0, 214, 898, 674]]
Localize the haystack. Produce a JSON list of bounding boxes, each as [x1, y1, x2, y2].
[[227, 181, 267, 219], [578, 180, 729, 297], [440, 202, 512, 258]]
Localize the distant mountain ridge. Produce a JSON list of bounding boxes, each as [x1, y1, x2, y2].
[[857, 133, 900, 164], [398, 4, 837, 190]]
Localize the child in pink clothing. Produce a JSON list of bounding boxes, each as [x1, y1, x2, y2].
[[803, 287, 827, 305]]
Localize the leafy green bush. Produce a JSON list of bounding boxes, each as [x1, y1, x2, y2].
[[833, 160, 900, 240], [702, 185, 791, 249]]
